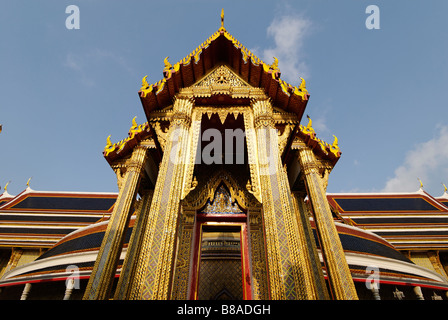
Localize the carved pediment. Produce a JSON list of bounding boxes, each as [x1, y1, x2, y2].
[[194, 65, 247, 88], [180, 65, 266, 99]]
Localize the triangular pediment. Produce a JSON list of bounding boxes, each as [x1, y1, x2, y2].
[[193, 65, 249, 88], [180, 64, 265, 100]]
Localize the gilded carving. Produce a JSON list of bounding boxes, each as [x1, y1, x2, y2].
[[184, 169, 257, 211], [297, 144, 358, 300], [171, 207, 196, 300]]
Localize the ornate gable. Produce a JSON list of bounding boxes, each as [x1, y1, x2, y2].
[[194, 65, 247, 88], [138, 11, 310, 119], [179, 64, 266, 101]]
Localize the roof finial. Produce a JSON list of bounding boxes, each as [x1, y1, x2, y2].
[[131, 116, 138, 129], [418, 178, 423, 190], [220, 8, 225, 30], [26, 177, 32, 188], [299, 77, 308, 95], [163, 56, 172, 72], [4, 181, 10, 192], [141, 75, 149, 90], [106, 135, 112, 148], [443, 183, 447, 194]]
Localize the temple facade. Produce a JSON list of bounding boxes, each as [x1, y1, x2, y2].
[[1, 12, 448, 300]]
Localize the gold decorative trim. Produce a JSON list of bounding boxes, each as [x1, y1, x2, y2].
[[139, 23, 309, 102]]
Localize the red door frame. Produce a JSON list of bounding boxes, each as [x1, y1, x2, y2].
[[189, 213, 252, 300]]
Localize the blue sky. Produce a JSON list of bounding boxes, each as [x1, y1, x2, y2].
[[1, 1, 447, 197]]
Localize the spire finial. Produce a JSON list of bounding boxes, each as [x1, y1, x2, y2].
[[220, 8, 225, 30], [418, 178, 423, 189]]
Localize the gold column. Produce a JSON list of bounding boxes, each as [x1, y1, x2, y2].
[[292, 192, 330, 300], [428, 251, 448, 279], [170, 207, 196, 300], [297, 144, 358, 300], [248, 205, 269, 300], [252, 99, 310, 300], [1, 248, 23, 277], [113, 189, 153, 299], [130, 97, 194, 300], [83, 145, 148, 300]]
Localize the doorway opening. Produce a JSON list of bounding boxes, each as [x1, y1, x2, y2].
[[197, 225, 243, 300]]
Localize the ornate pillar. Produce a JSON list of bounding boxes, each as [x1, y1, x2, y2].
[[292, 192, 330, 300], [130, 97, 195, 300], [297, 144, 358, 300], [247, 205, 269, 300], [83, 145, 148, 300], [170, 207, 196, 300], [113, 189, 154, 299], [252, 98, 310, 300]]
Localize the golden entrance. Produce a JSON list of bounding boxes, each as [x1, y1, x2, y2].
[[83, 10, 358, 300]]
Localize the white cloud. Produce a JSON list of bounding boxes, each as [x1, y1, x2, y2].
[[261, 14, 312, 84], [312, 116, 328, 133], [382, 125, 448, 193]]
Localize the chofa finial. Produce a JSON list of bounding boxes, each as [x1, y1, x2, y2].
[[106, 135, 112, 147], [26, 177, 32, 188], [131, 116, 138, 129], [141, 75, 149, 90], [418, 178, 423, 189]]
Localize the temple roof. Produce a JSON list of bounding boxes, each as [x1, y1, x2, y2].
[[3, 214, 448, 291], [327, 188, 448, 251], [138, 12, 309, 120], [0, 187, 117, 248]]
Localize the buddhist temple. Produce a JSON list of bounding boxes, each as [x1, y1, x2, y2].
[[1, 10, 448, 301]]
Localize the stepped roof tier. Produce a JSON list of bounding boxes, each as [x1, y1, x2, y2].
[[0, 186, 117, 248], [328, 188, 448, 251]]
